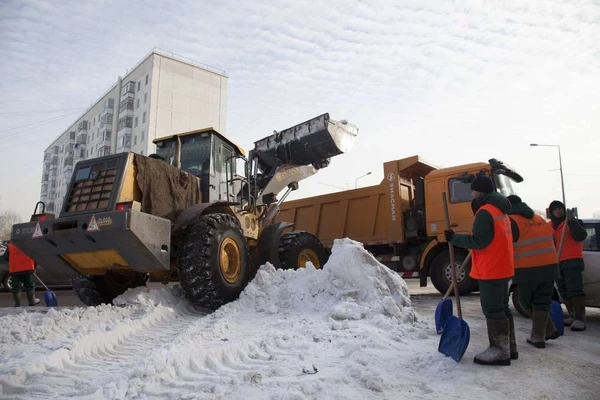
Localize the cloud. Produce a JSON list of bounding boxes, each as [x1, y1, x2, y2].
[[1, 0, 600, 219]]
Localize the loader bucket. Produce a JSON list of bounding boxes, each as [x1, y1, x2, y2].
[[253, 113, 358, 170]]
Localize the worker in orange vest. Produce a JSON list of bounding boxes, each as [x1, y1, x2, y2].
[[547, 200, 588, 331], [507, 195, 560, 348], [445, 175, 515, 366], [4, 242, 40, 307]]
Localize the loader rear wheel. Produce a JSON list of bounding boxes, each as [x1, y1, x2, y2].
[[177, 213, 250, 310], [278, 231, 328, 270], [430, 249, 478, 296], [71, 272, 146, 306]]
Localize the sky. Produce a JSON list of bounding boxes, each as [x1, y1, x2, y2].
[[1, 0, 600, 221]]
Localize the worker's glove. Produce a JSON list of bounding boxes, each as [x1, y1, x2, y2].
[[566, 209, 576, 221], [444, 229, 455, 242]]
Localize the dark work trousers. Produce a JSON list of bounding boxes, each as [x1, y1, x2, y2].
[[478, 278, 512, 320]]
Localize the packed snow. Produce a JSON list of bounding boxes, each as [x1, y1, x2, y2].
[[1, 238, 597, 399]]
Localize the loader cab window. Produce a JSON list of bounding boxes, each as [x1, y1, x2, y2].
[[180, 135, 212, 177]]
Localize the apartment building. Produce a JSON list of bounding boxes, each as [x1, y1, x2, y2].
[[41, 48, 228, 213]]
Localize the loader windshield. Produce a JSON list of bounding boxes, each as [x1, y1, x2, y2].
[[155, 135, 213, 176]]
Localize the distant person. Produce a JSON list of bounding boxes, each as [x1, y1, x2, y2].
[[507, 195, 560, 348], [445, 175, 515, 365], [4, 242, 40, 307], [547, 200, 588, 331]]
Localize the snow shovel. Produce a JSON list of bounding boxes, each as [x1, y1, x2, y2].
[[550, 215, 571, 336], [435, 252, 472, 334], [438, 191, 470, 362], [33, 273, 57, 307]]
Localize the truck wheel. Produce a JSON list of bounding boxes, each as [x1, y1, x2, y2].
[[511, 287, 530, 318], [278, 231, 328, 270], [71, 272, 146, 307], [177, 213, 250, 310], [430, 249, 478, 296]]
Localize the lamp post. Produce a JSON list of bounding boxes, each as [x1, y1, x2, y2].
[[355, 172, 372, 189], [530, 143, 566, 206]]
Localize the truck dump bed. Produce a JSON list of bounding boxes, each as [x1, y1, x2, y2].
[[276, 156, 438, 247]]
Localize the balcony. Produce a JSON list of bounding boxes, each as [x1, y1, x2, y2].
[[64, 157, 73, 167], [122, 81, 135, 95], [50, 156, 58, 165], [100, 113, 113, 128], [99, 145, 111, 156], [52, 145, 59, 154], [117, 133, 131, 153], [78, 120, 88, 132], [76, 133, 87, 144], [102, 98, 115, 113]]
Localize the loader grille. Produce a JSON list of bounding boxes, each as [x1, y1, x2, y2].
[[65, 167, 117, 212]]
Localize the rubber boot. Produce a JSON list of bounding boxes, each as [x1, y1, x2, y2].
[[474, 318, 511, 366], [545, 316, 560, 340], [26, 290, 41, 306], [570, 296, 586, 332], [12, 292, 21, 307], [563, 298, 574, 326], [526, 309, 548, 348], [508, 314, 518, 360]]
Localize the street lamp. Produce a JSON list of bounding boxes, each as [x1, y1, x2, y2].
[[355, 172, 372, 189], [530, 143, 566, 206]]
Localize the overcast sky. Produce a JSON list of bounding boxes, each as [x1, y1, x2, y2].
[[1, 0, 599, 222]]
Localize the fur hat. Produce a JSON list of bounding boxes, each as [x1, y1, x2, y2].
[[470, 175, 494, 194]]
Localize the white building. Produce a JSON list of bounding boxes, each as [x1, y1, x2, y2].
[[41, 48, 228, 214]]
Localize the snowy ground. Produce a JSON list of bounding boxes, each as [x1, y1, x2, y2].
[[0, 238, 598, 400]]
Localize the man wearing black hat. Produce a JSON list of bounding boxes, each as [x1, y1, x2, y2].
[[547, 200, 588, 331], [445, 174, 515, 366], [507, 195, 560, 347]]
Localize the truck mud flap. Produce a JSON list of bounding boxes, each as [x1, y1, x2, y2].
[[11, 210, 171, 276], [253, 113, 359, 169]]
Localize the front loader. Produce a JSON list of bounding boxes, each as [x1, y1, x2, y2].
[[11, 113, 359, 309]]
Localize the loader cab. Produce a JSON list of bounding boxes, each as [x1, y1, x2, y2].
[[153, 128, 247, 203]]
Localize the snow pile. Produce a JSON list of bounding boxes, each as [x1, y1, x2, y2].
[[237, 238, 417, 324], [0, 238, 438, 399]]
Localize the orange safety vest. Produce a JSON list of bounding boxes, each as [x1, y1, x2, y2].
[[470, 204, 514, 280], [512, 214, 557, 268], [7, 242, 36, 274], [548, 220, 583, 261]]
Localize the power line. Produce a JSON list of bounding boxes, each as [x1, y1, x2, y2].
[[0, 107, 87, 116], [0, 110, 82, 138]]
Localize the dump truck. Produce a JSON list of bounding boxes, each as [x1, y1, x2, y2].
[[11, 113, 359, 309], [275, 155, 524, 295]]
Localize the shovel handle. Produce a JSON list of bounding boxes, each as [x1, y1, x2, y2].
[[32, 273, 50, 292], [442, 252, 472, 299], [442, 192, 462, 319]]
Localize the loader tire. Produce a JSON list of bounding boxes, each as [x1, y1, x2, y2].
[[177, 213, 250, 310], [430, 249, 478, 296], [71, 272, 146, 307], [278, 231, 328, 270], [71, 274, 108, 306]]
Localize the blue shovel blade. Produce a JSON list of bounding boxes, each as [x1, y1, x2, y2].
[[435, 298, 453, 334], [44, 290, 58, 307], [550, 300, 564, 336], [438, 315, 470, 362]]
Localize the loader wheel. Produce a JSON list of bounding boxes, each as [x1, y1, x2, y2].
[[177, 213, 250, 310], [71, 272, 146, 307], [278, 231, 328, 270], [429, 249, 478, 296]]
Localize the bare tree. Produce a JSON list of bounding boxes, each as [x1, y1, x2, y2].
[[0, 209, 22, 241]]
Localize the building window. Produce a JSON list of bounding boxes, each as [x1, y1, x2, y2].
[[144, 93, 147, 103], [135, 117, 138, 127], [141, 131, 145, 141], [142, 112, 146, 123], [145, 75, 149, 85], [136, 98, 140, 109], [137, 81, 140, 91], [134, 135, 137, 145], [141, 150, 144, 156]]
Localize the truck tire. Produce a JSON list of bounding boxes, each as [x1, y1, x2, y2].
[[71, 272, 147, 307], [278, 231, 328, 270], [430, 249, 478, 296], [511, 287, 530, 318], [177, 213, 250, 310], [2, 273, 13, 292]]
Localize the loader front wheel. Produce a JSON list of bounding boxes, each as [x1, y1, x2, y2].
[[278, 231, 328, 270], [177, 213, 250, 310]]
